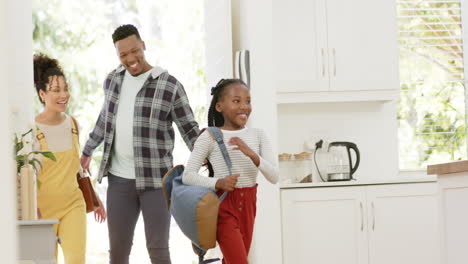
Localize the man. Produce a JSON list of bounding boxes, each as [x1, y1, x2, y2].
[[80, 24, 199, 264]]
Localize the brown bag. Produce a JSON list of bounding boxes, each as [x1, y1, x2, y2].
[[77, 172, 100, 213], [71, 116, 99, 213]]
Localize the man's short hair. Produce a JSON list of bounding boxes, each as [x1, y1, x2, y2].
[[112, 24, 141, 43]]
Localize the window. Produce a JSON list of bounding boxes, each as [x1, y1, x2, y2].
[[397, 0, 467, 170]]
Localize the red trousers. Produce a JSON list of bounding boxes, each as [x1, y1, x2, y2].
[[217, 185, 257, 264]]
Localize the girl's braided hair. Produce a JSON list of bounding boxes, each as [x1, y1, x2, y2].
[[205, 78, 247, 177]]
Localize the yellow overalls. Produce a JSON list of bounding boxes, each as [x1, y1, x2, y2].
[[36, 117, 86, 264]]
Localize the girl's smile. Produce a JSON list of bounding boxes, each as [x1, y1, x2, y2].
[[215, 83, 252, 130]]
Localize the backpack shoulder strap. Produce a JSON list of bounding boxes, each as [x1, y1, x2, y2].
[[206, 127, 231, 201], [206, 127, 232, 176]]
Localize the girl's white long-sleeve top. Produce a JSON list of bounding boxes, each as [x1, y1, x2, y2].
[[182, 127, 279, 190]]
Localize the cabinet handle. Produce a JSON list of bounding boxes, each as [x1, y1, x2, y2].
[[332, 48, 336, 77], [321, 48, 325, 77], [372, 202, 375, 231], [360, 202, 364, 231]]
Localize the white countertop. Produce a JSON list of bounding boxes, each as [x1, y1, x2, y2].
[[279, 175, 437, 189], [18, 219, 58, 225]]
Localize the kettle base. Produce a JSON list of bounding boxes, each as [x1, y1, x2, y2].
[[327, 173, 352, 181]]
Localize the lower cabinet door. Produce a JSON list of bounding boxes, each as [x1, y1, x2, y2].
[[366, 183, 440, 264], [281, 186, 368, 264], [439, 174, 468, 264]]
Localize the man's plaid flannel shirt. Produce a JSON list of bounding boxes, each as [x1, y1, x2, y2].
[[83, 65, 199, 192]]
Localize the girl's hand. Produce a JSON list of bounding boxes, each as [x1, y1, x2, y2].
[[94, 195, 107, 223], [215, 174, 240, 191], [228, 137, 260, 166]]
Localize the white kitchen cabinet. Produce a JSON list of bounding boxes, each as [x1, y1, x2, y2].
[[273, 0, 399, 103], [366, 184, 440, 264], [281, 186, 367, 264], [438, 172, 468, 264], [280, 182, 440, 264], [273, 0, 328, 93]]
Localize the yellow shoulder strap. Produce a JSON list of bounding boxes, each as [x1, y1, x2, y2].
[[70, 116, 80, 149], [35, 126, 48, 152]]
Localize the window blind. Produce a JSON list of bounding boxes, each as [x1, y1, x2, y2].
[[396, 0, 466, 169]]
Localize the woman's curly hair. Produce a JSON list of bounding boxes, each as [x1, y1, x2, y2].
[[33, 53, 66, 104]]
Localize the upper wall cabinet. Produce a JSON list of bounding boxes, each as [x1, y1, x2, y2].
[[273, 0, 400, 103]]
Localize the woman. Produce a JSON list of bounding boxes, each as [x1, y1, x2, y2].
[[33, 53, 106, 264]]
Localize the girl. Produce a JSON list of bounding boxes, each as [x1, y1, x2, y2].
[[182, 78, 279, 264], [33, 53, 106, 264]]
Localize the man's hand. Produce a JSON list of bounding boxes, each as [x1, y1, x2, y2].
[[80, 155, 92, 176], [94, 195, 107, 223], [215, 174, 240, 191]]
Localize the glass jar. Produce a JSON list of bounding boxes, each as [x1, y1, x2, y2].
[[293, 152, 313, 183], [278, 153, 294, 183]]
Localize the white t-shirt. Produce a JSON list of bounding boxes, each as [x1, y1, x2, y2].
[[34, 114, 74, 153], [33, 114, 78, 174], [109, 69, 152, 179], [182, 127, 279, 189]]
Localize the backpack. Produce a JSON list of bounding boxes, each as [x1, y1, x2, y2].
[[162, 127, 231, 264]]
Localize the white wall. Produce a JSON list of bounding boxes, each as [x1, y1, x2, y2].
[[204, 0, 233, 86], [9, 4, 35, 131], [0, 0, 34, 262], [231, 0, 283, 263], [0, 15, 16, 264], [277, 101, 399, 180]]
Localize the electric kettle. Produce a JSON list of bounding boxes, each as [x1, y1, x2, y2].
[[326, 142, 360, 181], [313, 140, 360, 181]]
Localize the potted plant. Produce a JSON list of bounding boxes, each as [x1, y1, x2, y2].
[[14, 128, 56, 220]]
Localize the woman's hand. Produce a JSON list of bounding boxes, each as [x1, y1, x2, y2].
[[80, 155, 92, 176], [228, 137, 260, 166], [94, 195, 106, 223], [215, 174, 240, 191]]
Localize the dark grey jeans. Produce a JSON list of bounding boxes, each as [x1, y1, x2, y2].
[[107, 174, 171, 264]]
